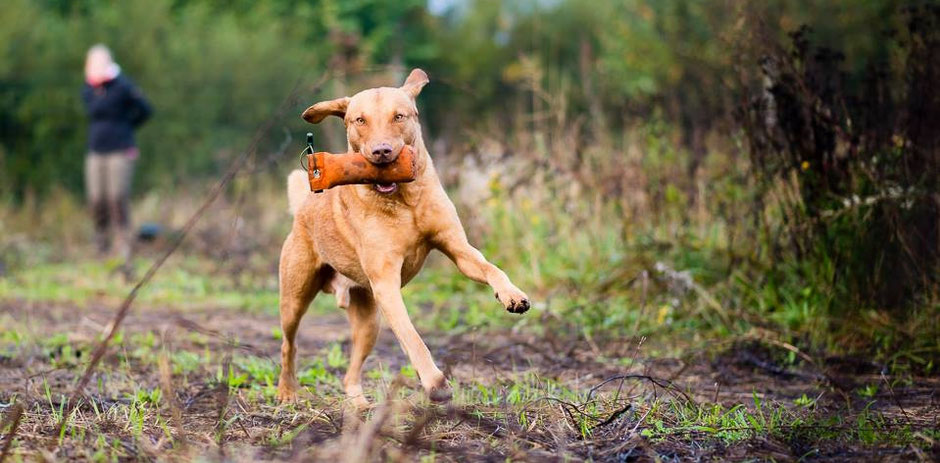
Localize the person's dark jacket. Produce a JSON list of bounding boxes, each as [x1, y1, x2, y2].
[[82, 74, 152, 153]]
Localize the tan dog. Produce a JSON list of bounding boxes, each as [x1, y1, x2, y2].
[[277, 69, 530, 406]]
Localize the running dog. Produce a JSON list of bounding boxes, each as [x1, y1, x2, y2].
[[277, 69, 530, 406]]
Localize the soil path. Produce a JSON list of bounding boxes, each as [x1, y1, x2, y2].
[[1, 300, 937, 461]]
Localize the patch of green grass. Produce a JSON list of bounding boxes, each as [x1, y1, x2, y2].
[[297, 359, 331, 386], [0, 257, 282, 314], [236, 355, 278, 386], [171, 350, 203, 374], [325, 342, 347, 369]]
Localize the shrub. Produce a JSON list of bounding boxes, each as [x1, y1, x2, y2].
[[741, 6, 939, 310]]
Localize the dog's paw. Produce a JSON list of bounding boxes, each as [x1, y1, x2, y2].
[[276, 381, 300, 403], [276, 389, 298, 403], [495, 286, 530, 314], [423, 374, 452, 403], [346, 394, 372, 411], [427, 383, 453, 403]]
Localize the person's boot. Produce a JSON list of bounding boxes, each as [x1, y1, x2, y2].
[[109, 225, 136, 281], [91, 200, 111, 256], [95, 231, 110, 256], [110, 225, 132, 261]]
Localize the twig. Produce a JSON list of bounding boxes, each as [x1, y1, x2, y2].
[[53, 70, 332, 438], [158, 349, 186, 446], [522, 397, 603, 425], [629, 406, 652, 435], [344, 379, 405, 463], [172, 315, 276, 362], [588, 403, 631, 431], [740, 350, 821, 381], [587, 374, 693, 404], [0, 402, 24, 463], [216, 344, 234, 457], [881, 372, 914, 427]]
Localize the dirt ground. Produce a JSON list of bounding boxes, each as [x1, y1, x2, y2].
[[1, 300, 938, 462]]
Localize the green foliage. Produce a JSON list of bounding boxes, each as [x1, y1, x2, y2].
[[0, 0, 324, 198], [3, 0, 908, 200]]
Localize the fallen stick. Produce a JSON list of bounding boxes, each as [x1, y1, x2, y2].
[[0, 402, 24, 463]]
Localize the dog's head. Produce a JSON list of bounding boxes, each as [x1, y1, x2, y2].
[[302, 69, 428, 168]]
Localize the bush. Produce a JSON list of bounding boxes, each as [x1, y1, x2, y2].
[[741, 6, 939, 310]]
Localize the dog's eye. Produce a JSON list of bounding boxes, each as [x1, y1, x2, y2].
[[394, 114, 406, 122], [355, 117, 366, 125]]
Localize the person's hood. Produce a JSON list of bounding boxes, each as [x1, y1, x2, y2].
[[85, 45, 121, 87]]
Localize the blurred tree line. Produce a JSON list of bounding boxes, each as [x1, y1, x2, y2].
[[1, 0, 935, 313], [0, 0, 906, 199]]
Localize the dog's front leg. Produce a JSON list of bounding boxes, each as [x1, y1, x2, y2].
[[434, 228, 530, 314], [367, 261, 451, 402]]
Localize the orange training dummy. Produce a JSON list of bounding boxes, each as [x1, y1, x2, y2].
[[306, 144, 417, 193]]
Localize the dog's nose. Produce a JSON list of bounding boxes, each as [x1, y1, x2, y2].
[[371, 143, 393, 161]]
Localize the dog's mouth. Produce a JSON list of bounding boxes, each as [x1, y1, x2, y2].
[[373, 183, 399, 194]]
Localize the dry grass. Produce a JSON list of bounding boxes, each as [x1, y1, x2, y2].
[[1, 293, 937, 461], [1, 126, 938, 461]]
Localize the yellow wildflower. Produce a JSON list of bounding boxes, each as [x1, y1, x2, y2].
[[656, 304, 671, 325]]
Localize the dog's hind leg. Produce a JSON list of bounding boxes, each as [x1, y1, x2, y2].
[[276, 231, 324, 402], [343, 287, 378, 409]]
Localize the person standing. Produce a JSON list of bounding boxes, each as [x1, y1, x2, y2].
[[82, 44, 152, 258]]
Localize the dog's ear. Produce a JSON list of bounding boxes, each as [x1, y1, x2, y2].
[[301, 96, 350, 124], [400, 68, 429, 99]]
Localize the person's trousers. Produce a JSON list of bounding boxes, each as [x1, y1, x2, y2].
[[84, 151, 135, 256]]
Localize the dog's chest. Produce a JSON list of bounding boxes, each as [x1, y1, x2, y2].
[[313, 197, 431, 288], [326, 238, 431, 288], [399, 242, 431, 285]]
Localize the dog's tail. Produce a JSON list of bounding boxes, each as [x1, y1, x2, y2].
[[286, 169, 308, 216]]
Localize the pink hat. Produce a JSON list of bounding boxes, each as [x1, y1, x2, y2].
[[85, 44, 121, 86]]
